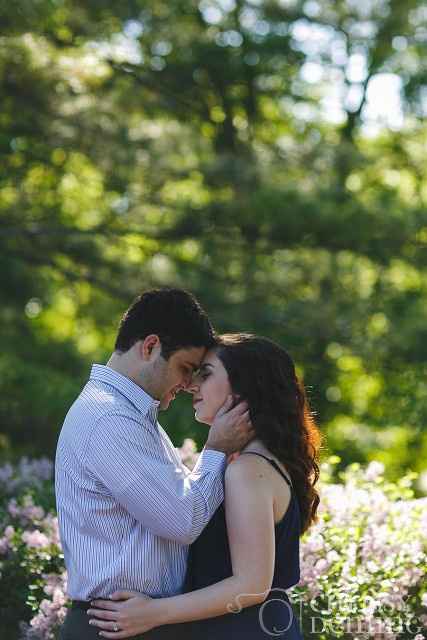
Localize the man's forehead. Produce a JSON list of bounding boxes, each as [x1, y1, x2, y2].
[[175, 346, 206, 367]]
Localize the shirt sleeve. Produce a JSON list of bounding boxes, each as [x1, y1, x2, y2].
[[85, 411, 226, 545]]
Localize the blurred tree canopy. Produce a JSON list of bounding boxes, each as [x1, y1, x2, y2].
[[1, 0, 426, 486]]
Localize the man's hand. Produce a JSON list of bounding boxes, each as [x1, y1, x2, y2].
[[205, 395, 255, 456]]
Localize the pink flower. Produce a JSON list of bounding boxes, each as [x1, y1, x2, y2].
[[315, 558, 329, 573], [305, 534, 324, 553], [43, 572, 67, 596], [0, 537, 9, 554], [178, 438, 200, 471], [42, 514, 61, 547], [8, 499, 21, 518], [23, 582, 68, 639], [4, 525, 15, 539], [364, 461, 385, 482], [22, 530, 50, 548], [8, 495, 46, 523], [52, 587, 67, 607], [326, 550, 340, 564], [179, 438, 197, 455]]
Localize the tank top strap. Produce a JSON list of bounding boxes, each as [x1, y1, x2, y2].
[[240, 451, 293, 489]]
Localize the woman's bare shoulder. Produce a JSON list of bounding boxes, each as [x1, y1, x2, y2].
[[225, 452, 268, 480], [227, 449, 293, 488], [225, 451, 282, 486]]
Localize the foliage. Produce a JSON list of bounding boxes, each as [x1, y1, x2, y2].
[[1, 0, 427, 484]]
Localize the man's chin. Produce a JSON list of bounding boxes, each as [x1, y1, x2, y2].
[[160, 392, 177, 410], [159, 397, 171, 411]]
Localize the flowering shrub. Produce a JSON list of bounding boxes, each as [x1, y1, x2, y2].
[[0, 450, 425, 639], [0, 457, 65, 639], [293, 459, 427, 639]]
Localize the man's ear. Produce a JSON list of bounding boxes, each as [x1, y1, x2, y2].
[[140, 335, 161, 361]]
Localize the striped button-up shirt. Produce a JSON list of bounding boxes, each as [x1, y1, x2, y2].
[[55, 364, 226, 600]]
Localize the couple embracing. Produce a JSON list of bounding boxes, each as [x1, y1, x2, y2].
[[56, 288, 321, 639]]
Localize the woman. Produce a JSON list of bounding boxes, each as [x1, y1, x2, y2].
[[87, 334, 321, 638]]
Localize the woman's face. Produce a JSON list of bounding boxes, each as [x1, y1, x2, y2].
[[190, 350, 232, 425]]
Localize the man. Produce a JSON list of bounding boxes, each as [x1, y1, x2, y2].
[[56, 288, 253, 639]]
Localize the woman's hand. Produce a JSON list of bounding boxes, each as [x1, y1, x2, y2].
[[87, 590, 165, 638]]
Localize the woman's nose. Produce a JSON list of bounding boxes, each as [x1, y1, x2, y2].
[[185, 379, 200, 395]]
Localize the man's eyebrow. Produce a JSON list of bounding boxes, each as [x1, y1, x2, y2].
[[185, 361, 202, 370]]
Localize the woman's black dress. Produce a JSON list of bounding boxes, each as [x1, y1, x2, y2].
[[144, 452, 303, 639]]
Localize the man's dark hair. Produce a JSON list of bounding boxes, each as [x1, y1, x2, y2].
[[114, 288, 216, 359]]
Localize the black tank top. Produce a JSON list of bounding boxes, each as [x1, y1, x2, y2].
[[184, 450, 301, 593], [143, 451, 303, 639], [241, 450, 294, 488]]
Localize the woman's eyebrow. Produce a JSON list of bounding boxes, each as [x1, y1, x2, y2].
[[200, 363, 214, 371]]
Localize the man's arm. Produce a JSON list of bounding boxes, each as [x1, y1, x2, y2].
[[86, 411, 226, 545]]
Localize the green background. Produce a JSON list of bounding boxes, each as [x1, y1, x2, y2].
[[1, 0, 426, 490]]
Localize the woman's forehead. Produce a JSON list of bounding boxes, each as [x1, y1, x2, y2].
[[201, 350, 220, 366]]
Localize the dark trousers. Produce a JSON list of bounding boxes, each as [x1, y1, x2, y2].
[[59, 604, 186, 640], [60, 607, 103, 640]]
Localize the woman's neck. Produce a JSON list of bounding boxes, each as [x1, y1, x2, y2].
[[241, 438, 268, 455]]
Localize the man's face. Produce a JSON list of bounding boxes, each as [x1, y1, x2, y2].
[[153, 346, 206, 410]]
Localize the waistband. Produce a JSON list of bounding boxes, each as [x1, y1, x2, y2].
[[71, 600, 91, 610]]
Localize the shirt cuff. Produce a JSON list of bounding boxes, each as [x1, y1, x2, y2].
[[191, 447, 227, 475]]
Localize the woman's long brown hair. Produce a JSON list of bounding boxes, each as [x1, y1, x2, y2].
[[215, 333, 322, 533]]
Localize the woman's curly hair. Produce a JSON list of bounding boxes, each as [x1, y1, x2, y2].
[[215, 333, 322, 533]]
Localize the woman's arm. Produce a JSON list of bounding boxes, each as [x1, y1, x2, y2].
[[162, 456, 278, 620], [88, 456, 287, 638]]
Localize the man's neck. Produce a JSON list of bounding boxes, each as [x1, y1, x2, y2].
[[106, 352, 130, 377], [106, 353, 153, 398]]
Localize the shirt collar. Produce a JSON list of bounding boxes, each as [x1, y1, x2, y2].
[[90, 364, 160, 421]]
